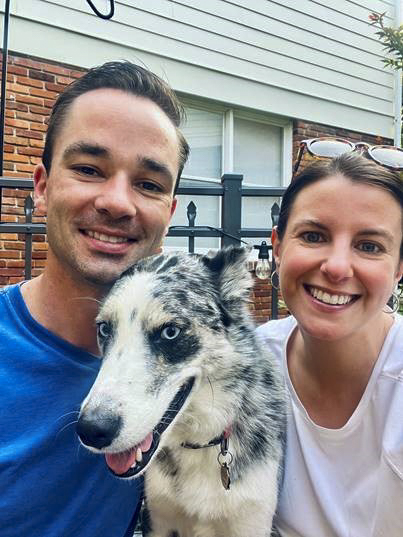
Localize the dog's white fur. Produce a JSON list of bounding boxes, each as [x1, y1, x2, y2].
[[78, 248, 286, 537]]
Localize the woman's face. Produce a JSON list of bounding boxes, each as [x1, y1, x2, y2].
[[273, 174, 403, 341]]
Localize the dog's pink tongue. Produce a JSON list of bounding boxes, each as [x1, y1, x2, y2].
[[105, 433, 153, 475]]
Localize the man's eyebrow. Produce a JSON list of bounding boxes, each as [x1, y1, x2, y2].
[[138, 156, 174, 183], [62, 142, 109, 161]]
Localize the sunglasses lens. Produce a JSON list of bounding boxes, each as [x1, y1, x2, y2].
[[308, 139, 352, 157], [369, 147, 403, 170]]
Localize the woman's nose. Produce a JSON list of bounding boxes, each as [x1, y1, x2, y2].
[[320, 243, 353, 282]]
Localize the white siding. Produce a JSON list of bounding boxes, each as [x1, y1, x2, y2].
[[3, 0, 398, 136]]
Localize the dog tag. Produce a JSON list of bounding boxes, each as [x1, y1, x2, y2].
[[220, 462, 231, 490]]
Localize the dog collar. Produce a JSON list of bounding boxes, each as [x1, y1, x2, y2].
[[181, 426, 231, 450], [181, 427, 233, 490]]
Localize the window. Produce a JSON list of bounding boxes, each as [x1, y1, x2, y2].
[[164, 100, 292, 253]]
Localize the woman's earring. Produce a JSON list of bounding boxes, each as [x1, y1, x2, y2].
[[385, 288, 401, 314], [270, 269, 280, 291]]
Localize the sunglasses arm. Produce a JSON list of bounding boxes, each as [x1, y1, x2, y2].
[[292, 143, 306, 178]]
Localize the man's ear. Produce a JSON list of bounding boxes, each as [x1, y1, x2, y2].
[[169, 196, 177, 219], [271, 227, 281, 267], [33, 163, 48, 216]]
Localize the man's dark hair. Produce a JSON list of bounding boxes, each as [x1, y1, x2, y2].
[[42, 61, 189, 192]]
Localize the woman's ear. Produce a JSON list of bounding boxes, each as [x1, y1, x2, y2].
[[271, 227, 281, 267]]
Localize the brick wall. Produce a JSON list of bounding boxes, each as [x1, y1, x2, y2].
[[0, 52, 394, 322], [0, 53, 85, 285]]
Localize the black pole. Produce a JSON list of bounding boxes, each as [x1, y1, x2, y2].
[[0, 0, 11, 224]]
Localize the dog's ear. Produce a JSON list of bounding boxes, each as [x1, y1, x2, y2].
[[201, 246, 253, 306]]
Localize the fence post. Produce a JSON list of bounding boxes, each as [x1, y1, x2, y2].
[[24, 195, 33, 280], [270, 202, 280, 319], [221, 173, 243, 247], [187, 201, 196, 254]]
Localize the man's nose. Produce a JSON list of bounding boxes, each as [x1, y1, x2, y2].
[[94, 175, 136, 220], [320, 242, 354, 282]]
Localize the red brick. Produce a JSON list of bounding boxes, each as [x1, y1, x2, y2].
[[14, 57, 45, 70], [15, 111, 44, 122], [16, 129, 43, 140], [45, 82, 66, 93], [57, 76, 74, 85], [6, 83, 29, 94], [16, 76, 44, 88], [4, 153, 30, 163], [5, 118, 30, 129], [29, 105, 50, 116], [3, 241, 25, 250], [6, 260, 25, 268], [30, 122, 47, 132], [29, 139, 45, 148], [0, 250, 20, 259], [8, 65, 29, 76], [16, 163, 35, 172], [44, 64, 71, 76], [29, 87, 58, 99], [6, 102, 29, 113], [16, 94, 44, 106], [18, 147, 42, 156], [28, 69, 55, 82]]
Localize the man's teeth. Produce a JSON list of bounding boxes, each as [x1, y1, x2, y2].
[[86, 230, 128, 244], [309, 287, 353, 305]]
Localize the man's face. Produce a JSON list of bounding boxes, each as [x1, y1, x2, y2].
[[34, 89, 179, 287]]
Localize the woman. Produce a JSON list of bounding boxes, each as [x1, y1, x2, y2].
[[257, 152, 403, 537]]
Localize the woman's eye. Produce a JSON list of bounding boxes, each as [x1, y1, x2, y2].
[[301, 231, 324, 243], [357, 242, 381, 254], [161, 325, 181, 340], [97, 321, 111, 339]]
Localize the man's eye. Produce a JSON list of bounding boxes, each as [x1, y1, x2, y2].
[[73, 166, 99, 176], [301, 231, 324, 243], [357, 242, 381, 254], [138, 181, 162, 192]]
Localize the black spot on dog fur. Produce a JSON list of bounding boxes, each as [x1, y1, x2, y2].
[[148, 327, 201, 365], [155, 447, 179, 478], [156, 256, 179, 274]]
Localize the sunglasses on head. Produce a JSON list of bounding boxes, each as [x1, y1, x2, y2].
[[293, 137, 403, 178]]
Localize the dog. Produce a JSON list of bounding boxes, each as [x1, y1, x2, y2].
[[77, 247, 286, 537]]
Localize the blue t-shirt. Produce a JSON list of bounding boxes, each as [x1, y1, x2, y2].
[[0, 284, 142, 537]]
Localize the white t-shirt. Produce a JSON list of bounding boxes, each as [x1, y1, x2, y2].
[[257, 314, 403, 537]]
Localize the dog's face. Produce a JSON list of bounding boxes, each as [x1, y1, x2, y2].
[[77, 247, 253, 479]]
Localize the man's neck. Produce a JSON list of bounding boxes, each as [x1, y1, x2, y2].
[[21, 269, 109, 355]]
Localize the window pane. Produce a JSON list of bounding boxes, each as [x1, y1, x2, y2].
[[234, 118, 282, 186], [182, 107, 222, 179]]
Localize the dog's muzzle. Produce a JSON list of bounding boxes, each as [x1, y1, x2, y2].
[[77, 377, 196, 479]]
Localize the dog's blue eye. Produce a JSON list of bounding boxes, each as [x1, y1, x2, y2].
[[97, 321, 111, 340], [161, 325, 181, 340]]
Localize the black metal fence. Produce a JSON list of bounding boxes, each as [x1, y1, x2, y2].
[[0, 174, 285, 318]]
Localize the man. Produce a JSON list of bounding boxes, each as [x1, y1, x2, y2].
[[0, 61, 189, 537]]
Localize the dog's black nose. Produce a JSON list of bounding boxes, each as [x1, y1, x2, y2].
[[77, 410, 122, 449]]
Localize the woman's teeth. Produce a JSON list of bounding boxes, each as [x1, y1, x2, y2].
[[309, 286, 353, 305], [86, 230, 129, 244]]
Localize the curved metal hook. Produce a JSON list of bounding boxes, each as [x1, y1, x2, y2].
[[86, 0, 115, 20]]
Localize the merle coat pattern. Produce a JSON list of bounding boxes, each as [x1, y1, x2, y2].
[[77, 247, 286, 537]]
